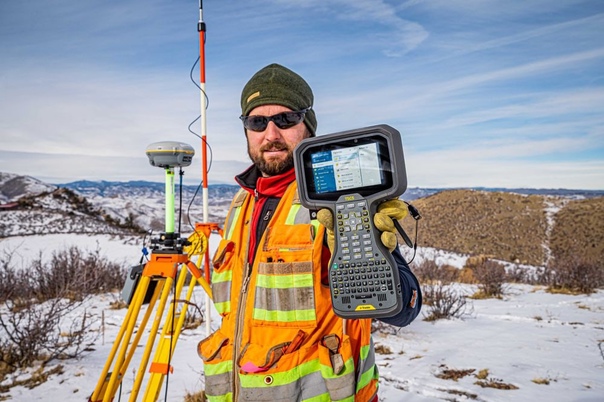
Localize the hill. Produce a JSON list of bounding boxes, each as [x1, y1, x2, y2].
[[0, 186, 132, 237], [0, 172, 56, 203], [1, 173, 603, 269], [402, 189, 604, 266], [0, 174, 239, 236]]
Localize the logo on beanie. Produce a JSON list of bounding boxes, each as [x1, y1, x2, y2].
[[247, 91, 260, 104]]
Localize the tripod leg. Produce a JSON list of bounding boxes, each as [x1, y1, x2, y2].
[[129, 274, 176, 401], [89, 275, 162, 402], [144, 264, 193, 400], [111, 279, 164, 396], [186, 260, 213, 300]]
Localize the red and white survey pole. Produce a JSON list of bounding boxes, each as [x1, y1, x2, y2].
[[197, 0, 213, 337]]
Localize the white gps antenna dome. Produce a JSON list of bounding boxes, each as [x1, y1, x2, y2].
[[146, 141, 195, 168]]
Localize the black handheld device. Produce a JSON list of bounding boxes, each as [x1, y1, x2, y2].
[[293, 124, 407, 318]]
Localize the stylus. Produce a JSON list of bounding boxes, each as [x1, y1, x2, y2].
[[392, 219, 413, 248]]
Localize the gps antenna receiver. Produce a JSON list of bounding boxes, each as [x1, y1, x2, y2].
[[145, 141, 195, 242], [146, 141, 195, 168]]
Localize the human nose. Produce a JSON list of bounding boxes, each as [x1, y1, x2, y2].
[[263, 121, 283, 141]]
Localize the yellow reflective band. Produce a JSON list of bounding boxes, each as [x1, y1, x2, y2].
[[256, 273, 313, 289], [319, 355, 354, 379], [252, 307, 315, 322], [204, 360, 232, 376], [214, 301, 230, 315], [356, 365, 379, 393], [302, 394, 331, 402], [225, 206, 242, 240], [356, 345, 378, 392], [311, 219, 320, 237], [240, 357, 320, 388], [212, 270, 232, 283], [206, 392, 233, 402], [359, 343, 370, 360], [285, 204, 301, 225]]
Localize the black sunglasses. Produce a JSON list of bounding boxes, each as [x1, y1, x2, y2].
[[240, 107, 311, 132]]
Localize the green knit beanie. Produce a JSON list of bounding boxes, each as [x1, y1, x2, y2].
[[241, 63, 317, 136]]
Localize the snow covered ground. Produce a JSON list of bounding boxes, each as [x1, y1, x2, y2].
[[1, 234, 603, 401]]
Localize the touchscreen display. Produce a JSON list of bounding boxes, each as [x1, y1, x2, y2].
[[310, 142, 383, 194], [302, 134, 394, 200]]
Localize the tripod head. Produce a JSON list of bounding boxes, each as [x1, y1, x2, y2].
[[145, 141, 195, 253]]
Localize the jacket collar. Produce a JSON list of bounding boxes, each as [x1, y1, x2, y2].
[[235, 165, 296, 198]]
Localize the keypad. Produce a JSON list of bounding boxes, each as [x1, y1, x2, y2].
[[329, 197, 400, 316]]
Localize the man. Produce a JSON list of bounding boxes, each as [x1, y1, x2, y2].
[[198, 63, 421, 401]]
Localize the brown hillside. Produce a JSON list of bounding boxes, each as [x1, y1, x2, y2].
[[400, 190, 604, 267], [550, 197, 604, 264], [401, 190, 548, 266]]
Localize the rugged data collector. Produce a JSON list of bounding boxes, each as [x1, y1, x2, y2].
[[294, 124, 408, 319]]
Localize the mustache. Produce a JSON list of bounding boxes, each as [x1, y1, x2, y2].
[[260, 141, 289, 152]]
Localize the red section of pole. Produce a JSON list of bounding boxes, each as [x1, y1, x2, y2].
[[199, 29, 208, 201], [198, 13, 210, 282], [198, 5, 212, 336]]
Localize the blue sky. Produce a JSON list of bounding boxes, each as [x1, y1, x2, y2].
[[1, 0, 603, 189]]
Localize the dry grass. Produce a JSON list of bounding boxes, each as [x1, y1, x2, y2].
[[184, 390, 207, 402], [440, 388, 478, 399], [435, 366, 476, 381], [374, 344, 393, 355], [402, 190, 604, 269], [403, 190, 548, 266], [474, 379, 519, 390], [0, 365, 64, 395], [532, 377, 551, 385], [550, 197, 604, 265], [109, 299, 128, 310]]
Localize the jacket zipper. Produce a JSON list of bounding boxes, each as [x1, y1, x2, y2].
[[232, 189, 257, 401], [233, 264, 251, 401]]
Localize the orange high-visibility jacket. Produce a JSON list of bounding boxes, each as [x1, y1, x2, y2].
[[198, 180, 379, 402]]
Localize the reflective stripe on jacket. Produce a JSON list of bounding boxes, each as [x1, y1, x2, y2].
[[198, 182, 379, 401]]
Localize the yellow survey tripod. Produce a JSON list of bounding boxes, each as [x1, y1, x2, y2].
[[89, 144, 214, 402]]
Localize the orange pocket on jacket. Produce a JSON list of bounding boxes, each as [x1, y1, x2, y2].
[[238, 342, 289, 373], [263, 224, 315, 252], [197, 330, 230, 362], [198, 330, 234, 399]]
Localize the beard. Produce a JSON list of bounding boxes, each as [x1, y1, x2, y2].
[[248, 140, 294, 176]]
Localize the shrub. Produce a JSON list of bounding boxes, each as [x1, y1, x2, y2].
[[422, 283, 471, 321], [3, 246, 126, 303], [471, 259, 507, 299], [0, 297, 96, 370], [0, 245, 126, 378], [414, 259, 458, 284], [413, 259, 471, 321], [371, 320, 403, 335], [546, 255, 603, 294], [0, 250, 28, 303]]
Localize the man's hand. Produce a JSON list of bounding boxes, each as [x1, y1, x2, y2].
[[316, 199, 408, 254], [373, 199, 408, 252], [316, 209, 336, 254]]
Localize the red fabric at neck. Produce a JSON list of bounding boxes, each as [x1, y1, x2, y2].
[[247, 168, 296, 263], [255, 168, 296, 198]]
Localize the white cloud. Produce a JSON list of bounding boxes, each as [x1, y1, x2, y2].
[[407, 150, 604, 189], [0, 0, 603, 189]]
